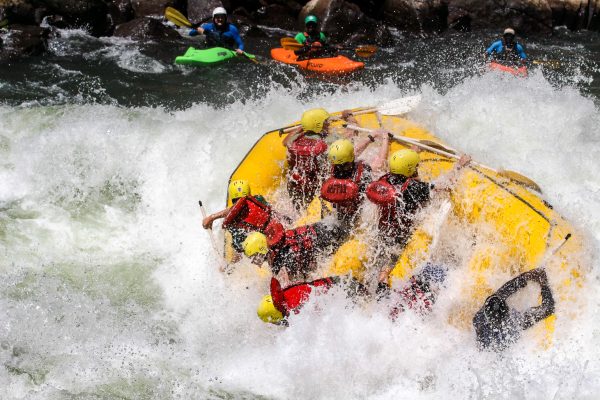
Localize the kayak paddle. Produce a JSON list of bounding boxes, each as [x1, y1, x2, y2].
[[279, 37, 377, 58], [165, 6, 192, 28]]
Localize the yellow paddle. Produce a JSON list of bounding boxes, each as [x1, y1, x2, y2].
[[280, 37, 377, 58], [165, 6, 192, 28], [344, 124, 542, 193]]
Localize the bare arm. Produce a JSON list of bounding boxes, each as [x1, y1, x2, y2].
[[432, 154, 471, 191], [282, 126, 303, 148], [370, 130, 390, 174], [202, 207, 230, 229]]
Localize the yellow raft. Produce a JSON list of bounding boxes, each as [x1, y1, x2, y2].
[[226, 109, 587, 343]]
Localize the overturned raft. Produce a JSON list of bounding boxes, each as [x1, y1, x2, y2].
[[225, 108, 586, 342]]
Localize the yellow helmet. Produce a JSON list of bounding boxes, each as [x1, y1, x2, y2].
[[257, 294, 284, 324], [301, 108, 330, 134], [228, 179, 250, 201], [242, 231, 269, 257], [328, 139, 355, 165], [389, 149, 420, 177]]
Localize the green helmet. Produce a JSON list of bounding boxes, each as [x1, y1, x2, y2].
[[305, 15, 318, 25]]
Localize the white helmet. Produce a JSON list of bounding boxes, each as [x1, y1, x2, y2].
[[503, 28, 515, 35], [213, 7, 227, 17]]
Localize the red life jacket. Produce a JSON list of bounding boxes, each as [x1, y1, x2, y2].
[[287, 134, 328, 186], [267, 225, 318, 276], [366, 174, 413, 233], [270, 276, 336, 316], [222, 196, 284, 238], [320, 161, 365, 216]]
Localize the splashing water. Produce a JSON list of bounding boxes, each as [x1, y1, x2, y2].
[[1, 69, 599, 399]]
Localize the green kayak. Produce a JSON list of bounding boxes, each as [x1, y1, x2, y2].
[[174, 47, 256, 65]]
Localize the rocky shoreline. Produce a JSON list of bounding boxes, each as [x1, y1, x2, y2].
[[1, 0, 599, 60]]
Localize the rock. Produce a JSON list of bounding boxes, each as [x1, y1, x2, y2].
[[444, 0, 552, 34], [0, 24, 49, 61], [300, 0, 392, 44], [187, 0, 223, 25], [131, 0, 183, 17], [383, 0, 447, 32], [253, 4, 297, 30], [108, 0, 134, 26], [548, 0, 597, 30], [113, 17, 180, 40]]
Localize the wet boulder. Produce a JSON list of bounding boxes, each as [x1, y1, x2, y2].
[[130, 0, 185, 18], [383, 0, 447, 33], [444, 0, 552, 34], [300, 0, 392, 44], [113, 17, 180, 40], [253, 4, 297, 31], [108, 0, 134, 26], [0, 24, 49, 61], [548, 0, 597, 30], [188, 0, 224, 24]]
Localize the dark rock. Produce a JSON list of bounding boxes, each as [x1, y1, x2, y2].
[[108, 0, 134, 26], [113, 17, 180, 40], [188, 0, 224, 25], [3, 1, 37, 25], [299, 0, 393, 45], [444, 0, 552, 34], [383, 0, 447, 33], [131, 0, 186, 18], [0, 24, 49, 61], [253, 4, 296, 30]]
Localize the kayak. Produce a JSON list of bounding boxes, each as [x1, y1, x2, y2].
[[270, 48, 364, 75], [225, 105, 586, 342], [174, 46, 255, 65], [489, 61, 528, 77]]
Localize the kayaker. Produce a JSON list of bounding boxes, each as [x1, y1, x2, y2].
[[283, 108, 357, 211], [366, 142, 471, 289], [320, 135, 387, 228], [202, 180, 285, 261], [188, 7, 245, 55], [485, 28, 527, 66], [294, 15, 331, 60], [473, 268, 555, 351], [242, 220, 346, 287]]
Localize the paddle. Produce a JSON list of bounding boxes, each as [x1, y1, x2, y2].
[[532, 60, 561, 68], [343, 123, 542, 192], [165, 6, 192, 28], [199, 200, 229, 273], [279, 37, 377, 58], [165, 7, 258, 64], [278, 95, 422, 136]]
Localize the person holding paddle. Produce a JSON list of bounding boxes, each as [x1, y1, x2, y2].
[[294, 15, 331, 60], [366, 144, 471, 293], [485, 28, 527, 66], [188, 7, 245, 55]]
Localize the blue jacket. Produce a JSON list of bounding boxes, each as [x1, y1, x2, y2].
[[486, 39, 527, 60], [189, 22, 244, 51]]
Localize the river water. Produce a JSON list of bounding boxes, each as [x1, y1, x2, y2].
[[1, 28, 600, 399]]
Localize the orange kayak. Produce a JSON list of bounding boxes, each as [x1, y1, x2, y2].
[[489, 62, 528, 77], [271, 48, 364, 75]]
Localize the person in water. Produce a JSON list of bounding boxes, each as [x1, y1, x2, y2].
[[485, 28, 527, 66], [202, 180, 284, 261], [320, 134, 387, 230], [188, 7, 245, 55], [366, 140, 471, 289], [294, 15, 330, 60], [283, 108, 357, 211], [257, 275, 367, 324], [242, 219, 346, 287], [473, 268, 555, 351]]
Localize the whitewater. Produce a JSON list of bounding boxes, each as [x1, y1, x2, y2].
[[1, 69, 599, 399]]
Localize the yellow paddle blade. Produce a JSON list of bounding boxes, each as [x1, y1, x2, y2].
[[165, 6, 192, 28], [280, 37, 302, 50], [354, 45, 377, 58], [498, 169, 542, 192]]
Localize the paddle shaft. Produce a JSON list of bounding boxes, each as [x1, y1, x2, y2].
[[199, 200, 228, 273]]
